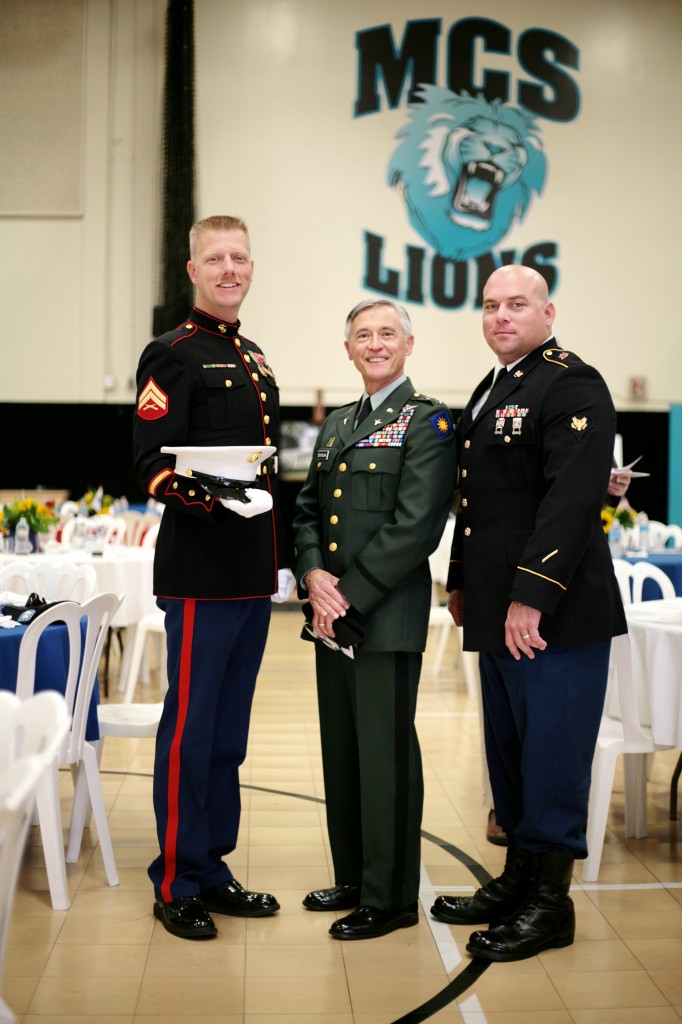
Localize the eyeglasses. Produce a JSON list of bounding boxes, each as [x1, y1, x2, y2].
[[302, 621, 341, 652]]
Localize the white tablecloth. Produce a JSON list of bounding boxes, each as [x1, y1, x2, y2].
[[625, 598, 682, 748], [0, 545, 156, 628]]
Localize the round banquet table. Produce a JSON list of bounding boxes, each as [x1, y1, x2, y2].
[[0, 544, 156, 627], [0, 618, 99, 739], [624, 598, 682, 748]]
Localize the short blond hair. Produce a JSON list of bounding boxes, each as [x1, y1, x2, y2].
[[189, 215, 249, 260]]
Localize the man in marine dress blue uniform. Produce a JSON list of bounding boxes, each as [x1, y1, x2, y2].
[[133, 215, 294, 940], [294, 299, 457, 940], [430, 265, 627, 960]]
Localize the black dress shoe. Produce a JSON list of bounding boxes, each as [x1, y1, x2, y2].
[[153, 895, 217, 940], [303, 884, 361, 912], [329, 903, 419, 940], [200, 879, 280, 917]]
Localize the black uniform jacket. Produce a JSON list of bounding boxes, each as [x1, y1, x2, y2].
[[447, 340, 627, 652], [133, 307, 289, 599], [294, 379, 457, 652]]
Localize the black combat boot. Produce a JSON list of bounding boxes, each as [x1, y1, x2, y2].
[[466, 848, 575, 961], [431, 844, 537, 925]]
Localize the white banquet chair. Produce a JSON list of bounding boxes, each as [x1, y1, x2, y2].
[[0, 563, 33, 597], [611, 558, 675, 605], [15, 595, 123, 905], [582, 633, 658, 881], [0, 756, 48, 1023], [25, 559, 97, 602], [648, 521, 682, 550], [0, 692, 70, 925]]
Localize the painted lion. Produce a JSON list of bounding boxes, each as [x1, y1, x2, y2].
[[388, 86, 547, 260]]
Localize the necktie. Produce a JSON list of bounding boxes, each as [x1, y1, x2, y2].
[[356, 397, 372, 427], [488, 367, 507, 398]]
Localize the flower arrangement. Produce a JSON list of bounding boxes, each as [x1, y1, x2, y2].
[[601, 502, 636, 534], [78, 485, 115, 515], [0, 497, 59, 535]]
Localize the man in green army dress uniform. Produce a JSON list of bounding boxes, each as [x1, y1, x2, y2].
[[293, 299, 457, 940]]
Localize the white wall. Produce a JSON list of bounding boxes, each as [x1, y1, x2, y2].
[[0, 0, 680, 412]]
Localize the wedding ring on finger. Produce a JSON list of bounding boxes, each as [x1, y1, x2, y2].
[[521, 634, 531, 639]]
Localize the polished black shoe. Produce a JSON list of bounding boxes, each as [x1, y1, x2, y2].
[[466, 849, 575, 962], [431, 844, 536, 925], [200, 879, 280, 918], [303, 884, 361, 912], [153, 895, 217, 940], [329, 903, 418, 940]]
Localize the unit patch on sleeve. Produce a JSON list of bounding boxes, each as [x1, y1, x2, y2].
[[137, 377, 169, 420], [429, 410, 454, 439]]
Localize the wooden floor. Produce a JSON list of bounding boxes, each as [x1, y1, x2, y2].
[[5, 608, 682, 1023]]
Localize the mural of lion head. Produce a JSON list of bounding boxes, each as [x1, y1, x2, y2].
[[388, 86, 547, 260]]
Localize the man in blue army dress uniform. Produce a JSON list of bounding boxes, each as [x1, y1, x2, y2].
[[293, 299, 457, 940], [133, 215, 294, 940], [431, 265, 627, 960]]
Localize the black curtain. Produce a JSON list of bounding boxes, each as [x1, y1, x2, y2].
[[152, 0, 196, 336]]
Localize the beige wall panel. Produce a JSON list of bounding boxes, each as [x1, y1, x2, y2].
[[0, 0, 85, 214]]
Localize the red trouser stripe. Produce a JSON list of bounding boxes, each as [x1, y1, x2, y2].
[[160, 598, 195, 902]]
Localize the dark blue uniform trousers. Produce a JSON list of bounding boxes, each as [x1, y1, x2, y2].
[[315, 645, 423, 910], [148, 596, 271, 901], [479, 641, 610, 858]]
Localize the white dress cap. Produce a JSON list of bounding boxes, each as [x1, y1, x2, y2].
[[160, 445, 277, 480]]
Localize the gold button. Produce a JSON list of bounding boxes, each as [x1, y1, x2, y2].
[[413, 391, 421, 397], [172, 481, 178, 489], [262, 466, 268, 475], [462, 469, 468, 478], [265, 437, 271, 445], [369, 462, 376, 471], [244, 354, 251, 362], [329, 542, 338, 552], [225, 379, 232, 388], [339, 462, 347, 472], [333, 488, 342, 498], [461, 498, 468, 507], [252, 372, 259, 382], [464, 440, 471, 449], [186, 469, 193, 476], [330, 515, 338, 525], [205, 494, 210, 501], [316, 461, 321, 469], [235, 338, 241, 347], [504, 435, 511, 444], [264, 415, 270, 425], [188, 489, 195, 497], [464, 527, 472, 536], [260, 392, 267, 401]]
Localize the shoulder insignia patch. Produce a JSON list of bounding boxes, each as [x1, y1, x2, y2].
[[565, 414, 592, 440], [429, 410, 454, 439], [137, 377, 168, 420]]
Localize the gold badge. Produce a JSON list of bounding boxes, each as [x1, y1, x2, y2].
[[247, 449, 263, 463], [326, 436, 336, 447], [218, 323, 227, 334], [571, 416, 587, 432]]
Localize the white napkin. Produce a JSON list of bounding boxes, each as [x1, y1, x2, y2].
[[0, 615, 19, 629], [0, 591, 27, 607]]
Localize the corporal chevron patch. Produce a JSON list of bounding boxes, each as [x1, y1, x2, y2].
[[137, 376, 168, 420]]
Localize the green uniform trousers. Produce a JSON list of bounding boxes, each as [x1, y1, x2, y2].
[[314, 644, 423, 910]]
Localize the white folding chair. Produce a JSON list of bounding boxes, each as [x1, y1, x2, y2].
[[582, 634, 658, 881], [25, 559, 97, 602], [0, 563, 33, 597], [0, 756, 46, 1023], [117, 610, 167, 701], [611, 558, 634, 605], [630, 561, 676, 602], [15, 595, 123, 904], [140, 522, 160, 548], [648, 521, 682, 550]]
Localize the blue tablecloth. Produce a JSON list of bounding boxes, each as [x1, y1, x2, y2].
[[0, 621, 99, 740], [624, 551, 682, 599]]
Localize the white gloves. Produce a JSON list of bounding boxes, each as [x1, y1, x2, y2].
[[220, 489, 273, 518], [271, 568, 296, 603]]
